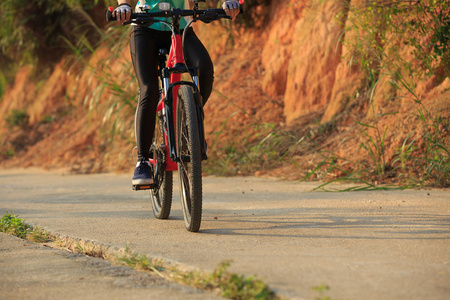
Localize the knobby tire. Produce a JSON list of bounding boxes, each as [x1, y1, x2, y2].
[[177, 85, 202, 232], [150, 115, 173, 219]]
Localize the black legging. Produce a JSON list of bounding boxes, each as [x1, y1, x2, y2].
[[130, 26, 214, 160]]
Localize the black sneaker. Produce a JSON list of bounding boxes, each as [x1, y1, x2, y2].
[[132, 158, 153, 186]]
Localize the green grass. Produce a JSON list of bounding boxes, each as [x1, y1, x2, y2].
[[5, 109, 29, 128], [1, 148, 15, 157], [204, 95, 448, 190], [0, 212, 31, 239], [204, 89, 304, 177], [204, 121, 299, 176], [117, 243, 166, 274], [0, 212, 51, 242], [313, 284, 331, 300], [117, 247, 280, 300], [177, 260, 277, 300]]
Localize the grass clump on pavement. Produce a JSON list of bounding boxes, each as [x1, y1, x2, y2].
[[0, 212, 31, 239], [117, 248, 279, 300], [117, 244, 166, 276], [178, 260, 277, 300], [0, 212, 51, 242], [313, 284, 331, 300]]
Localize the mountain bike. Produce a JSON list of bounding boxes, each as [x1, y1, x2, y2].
[[107, 1, 240, 232]]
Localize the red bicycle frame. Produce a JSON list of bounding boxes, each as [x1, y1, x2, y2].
[[155, 33, 184, 171]]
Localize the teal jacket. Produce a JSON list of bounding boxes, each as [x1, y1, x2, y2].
[[135, 0, 189, 31]]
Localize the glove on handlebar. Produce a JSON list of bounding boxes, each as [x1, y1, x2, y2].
[[223, 0, 240, 10], [115, 3, 132, 15]]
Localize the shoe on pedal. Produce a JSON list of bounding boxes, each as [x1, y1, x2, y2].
[[132, 158, 154, 186]]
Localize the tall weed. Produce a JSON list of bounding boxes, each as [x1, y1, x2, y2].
[[307, 0, 450, 189], [205, 120, 302, 176], [67, 24, 137, 144], [204, 89, 303, 176]]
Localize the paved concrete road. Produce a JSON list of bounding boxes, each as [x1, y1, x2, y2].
[[1, 168, 449, 299], [0, 233, 222, 300]]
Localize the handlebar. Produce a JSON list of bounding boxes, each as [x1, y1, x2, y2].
[[106, 7, 240, 25]]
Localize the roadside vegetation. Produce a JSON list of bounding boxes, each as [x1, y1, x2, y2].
[[0, 0, 104, 87], [324, 0, 450, 189], [0, 213, 280, 299], [205, 0, 450, 189], [1, 0, 448, 188], [0, 212, 51, 242], [118, 248, 279, 299]]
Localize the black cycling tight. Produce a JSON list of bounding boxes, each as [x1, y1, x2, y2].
[[130, 26, 214, 160]]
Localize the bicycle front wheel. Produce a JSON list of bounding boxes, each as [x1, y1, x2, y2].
[[176, 85, 202, 232], [150, 114, 173, 219]]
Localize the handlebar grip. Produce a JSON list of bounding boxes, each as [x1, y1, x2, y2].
[[105, 5, 243, 24], [106, 6, 116, 22]]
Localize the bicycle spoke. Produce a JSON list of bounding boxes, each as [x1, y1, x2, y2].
[[177, 85, 202, 232], [149, 115, 173, 219]]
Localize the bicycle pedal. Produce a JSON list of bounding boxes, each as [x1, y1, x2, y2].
[[132, 184, 153, 191]]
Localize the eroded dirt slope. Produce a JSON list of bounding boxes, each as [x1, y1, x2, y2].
[[0, 0, 449, 181]]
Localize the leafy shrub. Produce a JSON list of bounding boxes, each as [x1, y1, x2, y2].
[[5, 109, 29, 129], [0, 213, 32, 239], [306, 0, 450, 189], [0, 0, 103, 67], [340, 0, 450, 80], [0, 71, 6, 101]]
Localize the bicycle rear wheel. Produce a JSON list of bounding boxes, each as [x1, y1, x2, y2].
[[149, 115, 173, 219], [176, 85, 202, 232]]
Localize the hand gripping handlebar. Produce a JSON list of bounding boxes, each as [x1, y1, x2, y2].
[[106, 5, 243, 24]]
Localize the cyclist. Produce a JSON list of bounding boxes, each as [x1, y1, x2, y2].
[[112, 0, 241, 187]]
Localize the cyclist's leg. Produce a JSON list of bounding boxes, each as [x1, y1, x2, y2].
[[130, 27, 172, 159], [130, 27, 171, 185], [183, 28, 214, 106], [130, 27, 160, 161]]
